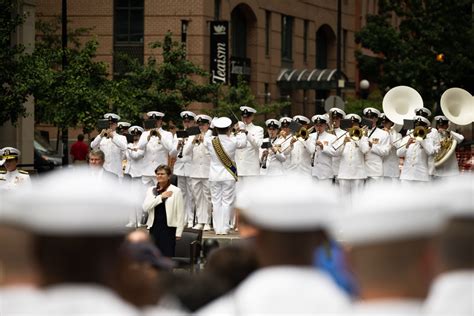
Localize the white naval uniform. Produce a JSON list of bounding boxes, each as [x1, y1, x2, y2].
[[204, 133, 247, 234], [183, 131, 213, 226], [0, 169, 31, 191], [423, 271, 474, 316], [38, 285, 139, 315], [0, 286, 45, 315], [332, 127, 347, 178], [350, 299, 423, 315], [235, 122, 264, 178], [124, 141, 146, 226], [306, 131, 339, 184], [427, 128, 441, 176], [260, 137, 286, 176], [434, 130, 464, 177], [137, 128, 174, 186], [338, 136, 370, 196], [170, 135, 194, 226], [287, 136, 312, 176], [90, 132, 128, 177], [279, 133, 294, 171], [383, 128, 402, 179], [397, 136, 436, 182], [364, 127, 390, 180], [197, 266, 351, 315]]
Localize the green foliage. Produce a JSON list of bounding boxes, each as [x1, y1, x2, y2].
[[0, 0, 27, 125], [114, 32, 217, 125], [207, 77, 290, 126], [356, 0, 474, 112], [345, 88, 383, 116]]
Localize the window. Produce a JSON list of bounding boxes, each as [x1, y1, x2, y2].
[[181, 20, 188, 45], [303, 20, 309, 63], [114, 0, 144, 43], [231, 7, 247, 58], [265, 11, 271, 56], [113, 0, 144, 76], [281, 15, 293, 61]]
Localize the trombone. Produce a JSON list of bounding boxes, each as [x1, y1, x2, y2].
[[332, 126, 367, 151], [395, 126, 429, 149]]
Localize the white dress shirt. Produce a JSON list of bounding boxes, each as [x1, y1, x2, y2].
[[137, 128, 174, 177], [260, 137, 286, 176], [287, 137, 312, 176], [351, 299, 423, 315], [91, 132, 128, 176], [169, 134, 191, 177], [183, 131, 212, 179], [235, 122, 264, 176], [365, 127, 390, 177], [332, 127, 347, 177]]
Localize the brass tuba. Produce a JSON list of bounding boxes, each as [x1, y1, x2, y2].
[[382, 86, 424, 125], [434, 131, 457, 167]]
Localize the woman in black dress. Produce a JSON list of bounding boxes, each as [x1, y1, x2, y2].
[[142, 165, 185, 257]]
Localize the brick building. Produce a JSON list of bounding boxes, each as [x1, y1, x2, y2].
[[35, 0, 377, 118]]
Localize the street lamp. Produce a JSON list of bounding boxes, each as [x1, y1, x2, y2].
[[360, 79, 370, 99]]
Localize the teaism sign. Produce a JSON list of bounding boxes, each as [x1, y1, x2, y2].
[[210, 21, 229, 84]]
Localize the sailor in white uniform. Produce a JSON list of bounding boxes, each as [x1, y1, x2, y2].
[[306, 115, 340, 185], [170, 111, 196, 228], [337, 114, 370, 196], [328, 108, 347, 182], [197, 176, 351, 315], [278, 116, 293, 170], [235, 106, 264, 183], [183, 114, 213, 231], [287, 115, 312, 176], [204, 117, 247, 235], [0, 147, 31, 191], [90, 113, 128, 177], [137, 111, 174, 187], [414, 107, 441, 177], [397, 116, 437, 183], [380, 113, 402, 181], [260, 119, 286, 176], [6, 168, 142, 315], [330, 181, 446, 315], [362, 107, 390, 183], [433, 115, 464, 178]]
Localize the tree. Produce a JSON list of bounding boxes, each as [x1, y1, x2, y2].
[[114, 32, 217, 126], [0, 0, 28, 125], [208, 76, 290, 126], [356, 0, 474, 113]]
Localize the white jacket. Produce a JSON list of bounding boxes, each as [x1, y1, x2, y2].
[[124, 142, 145, 178], [383, 129, 402, 178], [170, 134, 191, 177], [143, 184, 185, 237], [306, 132, 340, 179], [338, 136, 370, 180], [205, 133, 247, 181], [183, 131, 212, 179], [91, 132, 128, 177], [287, 137, 312, 176], [434, 130, 464, 177], [397, 137, 436, 181], [332, 128, 347, 176], [235, 123, 264, 176], [137, 128, 174, 176], [364, 127, 390, 177], [260, 137, 287, 176]]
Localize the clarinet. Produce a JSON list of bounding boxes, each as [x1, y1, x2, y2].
[[177, 139, 185, 158], [310, 132, 320, 167]]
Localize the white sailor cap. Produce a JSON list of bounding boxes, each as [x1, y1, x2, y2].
[[413, 115, 431, 127], [363, 107, 381, 118], [430, 175, 474, 219], [213, 117, 232, 129], [8, 168, 141, 235], [210, 117, 218, 129], [0, 147, 21, 166], [265, 119, 281, 128], [345, 113, 362, 123], [128, 125, 144, 135], [330, 182, 445, 245], [117, 122, 131, 129], [146, 111, 165, 119], [196, 114, 212, 124], [380, 112, 392, 121], [279, 117, 292, 125], [434, 115, 449, 124], [414, 107, 432, 117], [240, 106, 257, 117], [104, 113, 121, 122], [293, 115, 310, 124], [329, 108, 346, 118], [311, 114, 328, 124], [236, 176, 340, 231], [180, 111, 196, 120]]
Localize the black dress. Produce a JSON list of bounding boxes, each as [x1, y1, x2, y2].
[[149, 186, 177, 257]]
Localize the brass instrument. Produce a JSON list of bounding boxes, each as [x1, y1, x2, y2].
[[193, 133, 204, 145], [310, 132, 320, 167], [413, 126, 428, 141], [295, 126, 314, 141], [349, 126, 366, 141], [434, 131, 457, 167]]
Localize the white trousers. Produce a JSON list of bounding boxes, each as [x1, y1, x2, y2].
[[191, 178, 212, 225], [311, 178, 333, 186], [177, 175, 195, 225], [339, 179, 365, 197], [210, 180, 236, 234], [126, 177, 146, 226]]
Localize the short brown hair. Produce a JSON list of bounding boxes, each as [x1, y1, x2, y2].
[[154, 164, 172, 176]]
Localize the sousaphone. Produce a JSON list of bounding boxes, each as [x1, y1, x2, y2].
[[383, 86, 424, 125], [435, 88, 473, 167]]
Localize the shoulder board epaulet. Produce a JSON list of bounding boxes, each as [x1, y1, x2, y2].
[[19, 170, 29, 174], [0, 170, 6, 174]]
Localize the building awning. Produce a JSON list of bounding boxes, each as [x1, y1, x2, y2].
[[277, 68, 355, 90]]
